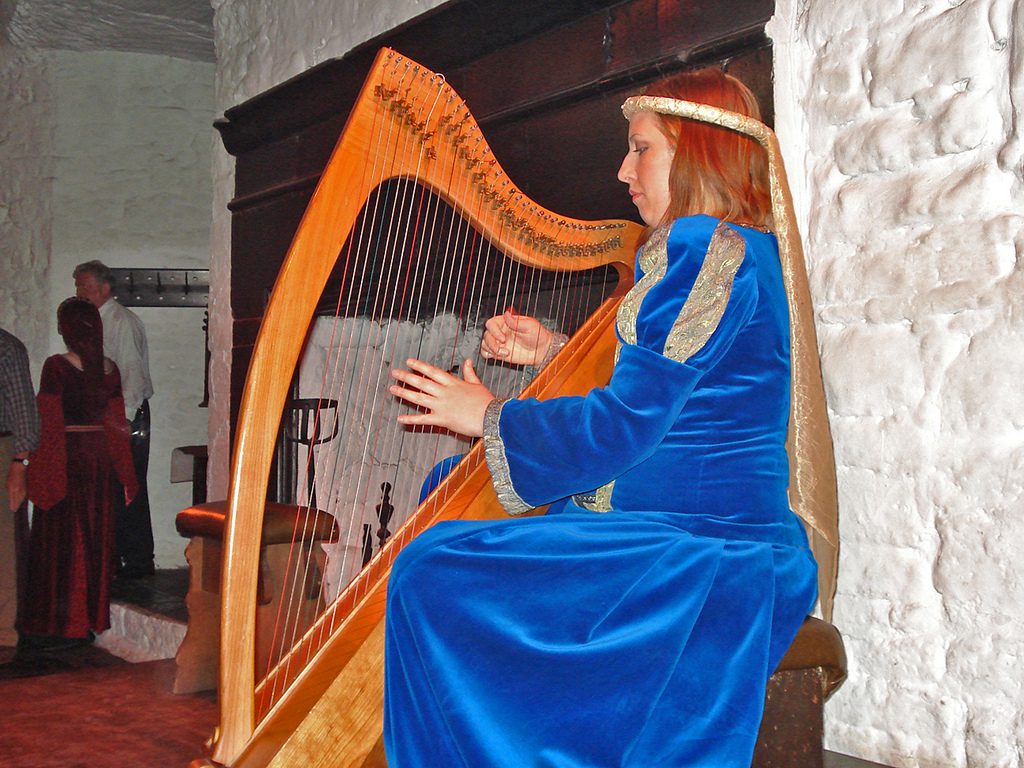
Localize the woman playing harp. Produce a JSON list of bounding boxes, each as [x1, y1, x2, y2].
[[388, 68, 819, 766]]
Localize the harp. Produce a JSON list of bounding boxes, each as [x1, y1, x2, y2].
[[197, 47, 643, 767]]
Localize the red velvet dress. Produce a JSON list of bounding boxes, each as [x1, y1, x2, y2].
[[23, 356, 138, 639]]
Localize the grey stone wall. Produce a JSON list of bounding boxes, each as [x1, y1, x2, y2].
[[0, 43, 214, 568]]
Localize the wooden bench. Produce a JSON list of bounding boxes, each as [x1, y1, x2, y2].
[[172, 500, 337, 694], [753, 616, 848, 767]]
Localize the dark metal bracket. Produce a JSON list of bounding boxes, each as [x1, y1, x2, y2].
[[110, 268, 209, 308]]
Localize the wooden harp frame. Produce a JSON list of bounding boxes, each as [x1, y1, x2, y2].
[[207, 47, 643, 766]]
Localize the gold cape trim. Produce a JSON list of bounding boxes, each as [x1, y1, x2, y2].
[[483, 397, 533, 516], [622, 95, 840, 621]]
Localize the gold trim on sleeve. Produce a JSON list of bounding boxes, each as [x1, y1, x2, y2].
[[535, 332, 569, 370], [663, 222, 746, 363], [482, 398, 533, 516], [572, 480, 615, 512], [616, 224, 671, 345]]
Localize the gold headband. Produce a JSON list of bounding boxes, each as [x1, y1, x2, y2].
[[622, 95, 769, 137], [622, 94, 841, 621]]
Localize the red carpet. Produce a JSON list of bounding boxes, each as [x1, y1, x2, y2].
[[0, 647, 890, 768], [0, 656, 215, 767]]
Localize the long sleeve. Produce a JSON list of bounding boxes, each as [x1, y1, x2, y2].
[[27, 358, 68, 511], [103, 367, 139, 499], [484, 216, 759, 514], [0, 330, 40, 454]]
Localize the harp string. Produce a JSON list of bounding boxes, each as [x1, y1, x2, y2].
[[384, 81, 472, 498], [360, 70, 468, 591], [254, 53, 627, 715], [261, 61, 418, 700], [312, 65, 436, 617], [296, 70, 479, 663]]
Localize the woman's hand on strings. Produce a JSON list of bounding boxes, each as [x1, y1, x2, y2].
[[481, 309, 553, 366], [391, 358, 494, 438]]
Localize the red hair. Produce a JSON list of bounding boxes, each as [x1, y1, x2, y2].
[[58, 297, 105, 410], [641, 68, 772, 229]]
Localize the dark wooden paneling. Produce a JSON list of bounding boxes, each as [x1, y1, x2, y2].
[[217, 0, 775, 439], [229, 192, 313, 320], [451, 0, 772, 124]]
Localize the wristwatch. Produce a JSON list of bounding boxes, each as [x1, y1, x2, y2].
[[11, 457, 29, 466]]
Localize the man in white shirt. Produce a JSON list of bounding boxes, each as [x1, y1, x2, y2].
[[74, 260, 156, 578]]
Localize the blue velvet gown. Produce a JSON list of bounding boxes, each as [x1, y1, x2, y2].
[[384, 214, 819, 767]]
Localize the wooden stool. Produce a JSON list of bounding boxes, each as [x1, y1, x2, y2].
[[172, 500, 337, 694], [752, 616, 848, 767]]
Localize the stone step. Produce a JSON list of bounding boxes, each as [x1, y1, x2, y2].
[[825, 750, 893, 767], [95, 599, 186, 662], [95, 568, 189, 662]]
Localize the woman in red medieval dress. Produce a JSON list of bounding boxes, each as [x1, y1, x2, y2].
[[22, 297, 137, 644]]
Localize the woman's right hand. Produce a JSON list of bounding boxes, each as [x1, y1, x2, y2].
[[480, 309, 553, 367]]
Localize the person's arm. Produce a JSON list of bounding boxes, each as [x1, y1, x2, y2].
[[480, 310, 558, 367], [108, 309, 150, 416], [27, 358, 67, 511], [392, 219, 758, 513], [104, 367, 139, 502], [6, 459, 27, 512], [484, 220, 758, 513], [1, 336, 39, 511]]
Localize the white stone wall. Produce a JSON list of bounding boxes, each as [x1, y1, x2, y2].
[[49, 51, 214, 568], [770, 1, 1024, 766], [297, 313, 538, 598], [207, 0, 448, 499], [0, 39, 52, 366], [0, 44, 214, 568]]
